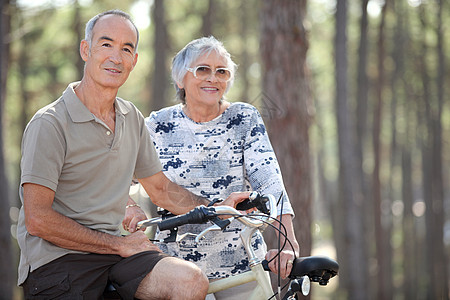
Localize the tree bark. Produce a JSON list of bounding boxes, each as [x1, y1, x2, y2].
[[201, 0, 214, 37], [355, 1, 374, 295], [391, 1, 411, 298], [260, 0, 313, 257], [430, 0, 448, 296], [335, 0, 368, 298], [373, 3, 392, 299], [239, 1, 250, 102], [0, 0, 14, 298], [151, 0, 169, 111], [418, 4, 448, 298], [72, 0, 84, 80]]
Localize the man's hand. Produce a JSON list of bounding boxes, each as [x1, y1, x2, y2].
[[119, 231, 160, 257], [265, 249, 296, 279], [122, 204, 147, 233]]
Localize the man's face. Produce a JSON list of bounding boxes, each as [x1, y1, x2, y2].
[[81, 14, 138, 90]]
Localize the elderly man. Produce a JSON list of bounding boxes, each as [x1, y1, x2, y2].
[[17, 10, 247, 299]]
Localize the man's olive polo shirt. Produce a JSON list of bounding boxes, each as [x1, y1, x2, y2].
[[17, 82, 162, 285]]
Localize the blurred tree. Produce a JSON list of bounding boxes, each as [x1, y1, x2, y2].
[[72, 0, 84, 80], [334, 0, 368, 298], [0, 0, 14, 299], [238, 1, 250, 102], [432, 1, 448, 296], [372, 2, 392, 300], [151, 0, 169, 111], [260, 0, 313, 259], [201, 0, 214, 36], [419, 1, 448, 298], [390, 2, 416, 299], [353, 2, 374, 296]]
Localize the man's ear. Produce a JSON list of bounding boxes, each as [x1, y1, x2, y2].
[[79, 40, 90, 62], [131, 52, 138, 70], [176, 82, 184, 89]]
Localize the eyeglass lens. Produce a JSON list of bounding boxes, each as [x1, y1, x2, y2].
[[194, 66, 231, 82]]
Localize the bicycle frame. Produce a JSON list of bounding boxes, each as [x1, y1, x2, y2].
[[208, 262, 272, 298], [141, 194, 280, 299], [207, 225, 273, 299], [136, 194, 323, 300], [105, 193, 337, 299]]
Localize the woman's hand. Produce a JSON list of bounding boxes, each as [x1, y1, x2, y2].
[[221, 191, 252, 208], [265, 249, 296, 279]]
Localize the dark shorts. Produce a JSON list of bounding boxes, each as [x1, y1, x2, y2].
[[21, 251, 169, 300]]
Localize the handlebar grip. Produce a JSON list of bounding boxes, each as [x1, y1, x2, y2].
[[158, 206, 210, 231], [235, 199, 256, 211], [236, 192, 270, 215]]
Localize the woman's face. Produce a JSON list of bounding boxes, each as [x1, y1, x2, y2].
[[180, 51, 229, 108]]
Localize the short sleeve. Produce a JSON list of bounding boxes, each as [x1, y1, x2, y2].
[[134, 109, 162, 178], [21, 117, 66, 192]]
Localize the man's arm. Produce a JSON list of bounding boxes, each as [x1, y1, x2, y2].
[[23, 183, 158, 257], [138, 171, 250, 215]]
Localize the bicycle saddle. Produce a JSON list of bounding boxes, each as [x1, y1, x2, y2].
[[290, 256, 339, 285]]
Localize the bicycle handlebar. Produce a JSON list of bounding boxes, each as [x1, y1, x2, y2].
[[157, 206, 213, 231], [137, 193, 279, 232]]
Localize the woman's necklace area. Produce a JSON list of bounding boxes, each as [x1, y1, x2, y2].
[[183, 102, 222, 123]]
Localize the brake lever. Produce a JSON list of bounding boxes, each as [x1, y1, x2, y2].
[[210, 217, 232, 230], [176, 232, 199, 242], [195, 218, 235, 242]]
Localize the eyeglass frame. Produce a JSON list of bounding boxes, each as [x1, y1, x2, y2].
[[186, 65, 232, 82]]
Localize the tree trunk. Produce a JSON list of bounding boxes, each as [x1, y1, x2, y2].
[[354, 1, 374, 296], [430, 0, 448, 296], [201, 0, 214, 37], [402, 147, 416, 300], [373, 3, 392, 300], [239, 1, 250, 102], [151, 0, 169, 111], [0, 0, 14, 299], [418, 4, 448, 298], [335, 0, 368, 298], [72, 0, 84, 80], [391, 1, 412, 298], [260, 0, 313, 256]]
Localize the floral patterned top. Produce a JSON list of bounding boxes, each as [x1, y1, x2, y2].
[[145, 102, 294, 279]]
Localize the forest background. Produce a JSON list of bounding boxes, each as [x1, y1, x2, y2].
[[0, 0, 449, 299]]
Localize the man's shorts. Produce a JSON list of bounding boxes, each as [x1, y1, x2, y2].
[[21, 250, 169, 300]]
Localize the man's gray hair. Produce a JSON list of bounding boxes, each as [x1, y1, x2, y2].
[[172, 36, 237, 104], [85, 9, 139, 52]]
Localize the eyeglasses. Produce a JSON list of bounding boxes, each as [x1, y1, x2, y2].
[[186, 65, 232, 82]]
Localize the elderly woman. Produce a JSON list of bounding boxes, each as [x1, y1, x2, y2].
[[145, 36, 299, 299]]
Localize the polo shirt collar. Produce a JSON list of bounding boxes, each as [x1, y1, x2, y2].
[[64, 82, 130, 123]]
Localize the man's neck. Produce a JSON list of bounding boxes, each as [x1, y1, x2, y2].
[[74, 79, 117, 116], [74, 79, 117, 132]]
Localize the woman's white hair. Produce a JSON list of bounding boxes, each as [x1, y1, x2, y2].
[[171, 36, 237, 104]]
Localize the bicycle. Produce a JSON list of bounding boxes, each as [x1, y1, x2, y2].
[[125, 192, 339, 300]]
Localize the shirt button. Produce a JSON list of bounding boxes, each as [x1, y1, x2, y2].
[[106, 131, 111, 136]]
